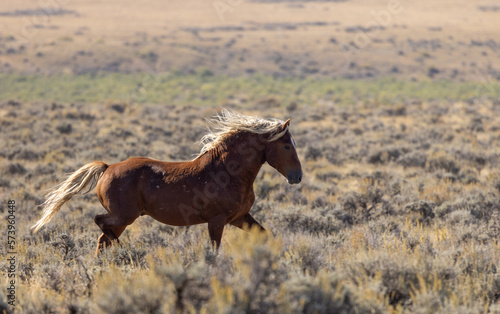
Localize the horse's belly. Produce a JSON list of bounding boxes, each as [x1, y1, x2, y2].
[[145, 205, 206, 226], [142, 185, 208, 226]]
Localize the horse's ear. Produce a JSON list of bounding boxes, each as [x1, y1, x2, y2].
[[282, 119, 291, 131]]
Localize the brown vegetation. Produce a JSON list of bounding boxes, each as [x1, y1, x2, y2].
[[1, 97, 500, 312]]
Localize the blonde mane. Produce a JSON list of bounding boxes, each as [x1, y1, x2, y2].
[[198, 109, 287, 156]]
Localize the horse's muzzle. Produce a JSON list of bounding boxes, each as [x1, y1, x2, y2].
[[287, 170, 303, 184]]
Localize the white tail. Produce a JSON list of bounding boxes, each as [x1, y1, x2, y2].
[[32, 161, 109, 233]]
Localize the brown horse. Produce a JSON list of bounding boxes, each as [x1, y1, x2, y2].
[[32, 110, 302, 255]]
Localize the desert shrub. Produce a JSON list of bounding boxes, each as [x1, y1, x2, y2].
[[387, 179, 405, 197], [50, 233, 76, 260], [493, 177, 500, 194], [92, 267, 175, 314], [426, 151, 460, 174], [7, 148, 42, 161], [255, 175, 281, 198], [56, 123, 73, 134], [37, 263, 67, 293], [339, 183, 392, 223], [3, 162, 27, 175], [64, 111, 95, 121], [305, 145, 324, 161], [456, 168, 479, 184], [408, 278, 451, 313], [362, 171, 391, 185], [434, 191, 499, 221], [329, 204, 355, 226], [283, 236, 327, 273], [101, 242, 148, 268], [278, 271, 385, 314], [315, 170, 341, 182], [310, 195, 330, 209], [340, 224, 459, 310], [110, 103, 126, 113], [367, 146, 405, 164], [137, 229, 168, 248], [340, 188, 383, 212], [468, 116, 484, 132], [205, 228, 285, 313], [18, 261, 35, 283], [342, 250, 423, 308], [271, 206, 341, 234], [33, 163, 57, 175], [397, 151, 427, 168], [0, 177, 10, 187], [304, 143, 344, 165], [17, 285, 66, 313], [382, 105, 407, 116], [272, 183, 308, 205], [0, 293, 9, 314], [403, 200, 436, 223], [452, 149, 489, 171]]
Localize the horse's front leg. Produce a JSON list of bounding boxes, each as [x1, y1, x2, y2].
[[207, 214, 227, 249], [230, 213, 265, 231]]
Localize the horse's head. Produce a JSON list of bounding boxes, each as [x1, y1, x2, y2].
[[265, 119, 303, 184]]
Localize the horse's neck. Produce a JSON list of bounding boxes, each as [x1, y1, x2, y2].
[[212, 133, 266, 184]]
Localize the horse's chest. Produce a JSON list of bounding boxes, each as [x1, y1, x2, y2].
[[233, 188, 255, 213]]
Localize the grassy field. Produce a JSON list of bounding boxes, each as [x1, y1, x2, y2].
[[1, 0, 500, 312], [1, 73, 499, 106]]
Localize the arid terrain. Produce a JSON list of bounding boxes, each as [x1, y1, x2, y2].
[[1, 0, 500, 313], [0, 0, 500, 80]]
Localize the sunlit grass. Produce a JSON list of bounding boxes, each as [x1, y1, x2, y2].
[[0, 73, 499, 106]]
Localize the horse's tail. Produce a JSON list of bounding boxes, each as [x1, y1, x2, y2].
[[31, 161, 109, 233]]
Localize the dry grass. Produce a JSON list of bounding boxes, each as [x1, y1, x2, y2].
[[1, 96, 500, 313]]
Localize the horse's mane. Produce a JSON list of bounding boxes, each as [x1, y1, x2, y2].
[[198, 109, 287, 156]]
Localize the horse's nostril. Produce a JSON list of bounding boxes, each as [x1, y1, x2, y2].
[[287, 171, 303, 184]]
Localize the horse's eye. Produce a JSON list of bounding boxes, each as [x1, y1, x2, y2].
[[284, 145, 291, 150]]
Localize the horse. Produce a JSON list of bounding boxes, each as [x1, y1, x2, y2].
[[32, 110, 303, 256]]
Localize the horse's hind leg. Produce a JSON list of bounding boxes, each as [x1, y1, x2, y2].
[[95, 224, 126, 255], [94, 213, 138, 256]]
